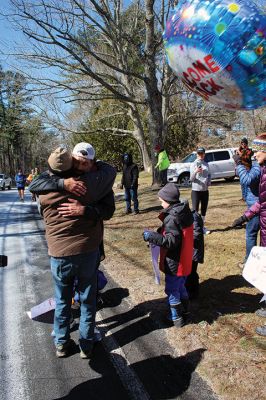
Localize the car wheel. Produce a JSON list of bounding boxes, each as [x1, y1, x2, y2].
[[224, 176, 235, 182], [8, 185, 11, 190], [178, 173, 191, 187], [1, 184, 5, 191]]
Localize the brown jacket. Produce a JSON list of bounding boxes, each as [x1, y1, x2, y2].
[[39, 189, 102, 257]]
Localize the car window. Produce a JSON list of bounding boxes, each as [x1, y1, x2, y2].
[[0, 174, 3, 179], [182, 153, 197, 163], [213, 151, 230, 161], [205, 153, 214, 163]]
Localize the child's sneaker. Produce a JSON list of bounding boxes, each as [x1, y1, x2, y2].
[[55, 339, 75, 358]]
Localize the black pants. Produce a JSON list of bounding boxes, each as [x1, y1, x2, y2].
[[159, 169, 168, 186], [191, 190, 209, 217], [186, 261, 199, 296]]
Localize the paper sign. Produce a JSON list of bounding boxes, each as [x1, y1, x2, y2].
[[29, 297, 55, 319], [243, 246, 266, 294], [150, 244, 161, 284]]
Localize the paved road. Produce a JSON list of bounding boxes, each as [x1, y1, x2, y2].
[[0, 189, 218, 400]]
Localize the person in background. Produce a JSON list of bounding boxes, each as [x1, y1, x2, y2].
[[154, 144, 170, 187], [143, 183, 194, 327], [233, 146, 260, 269], [190, 147, 211, 234], [237, 137, 254, 201], [232, 133, 266, 337], [120, 153, 139, 215], [185, 211, 204, 299], [27, 169, 37, 201], [15, 168, 27, 201]]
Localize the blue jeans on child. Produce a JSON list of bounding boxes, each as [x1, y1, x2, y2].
[[165, 274, 188, 305], [124, 187, 139, 212], [50, 250, 99, 352]]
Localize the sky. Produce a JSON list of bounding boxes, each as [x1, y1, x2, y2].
[[0, 0, 27, 73], [0, 0, 72, 119]]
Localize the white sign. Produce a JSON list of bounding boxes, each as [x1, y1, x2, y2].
[[28, 297, 55, 319], [243, 246, 266, 294]]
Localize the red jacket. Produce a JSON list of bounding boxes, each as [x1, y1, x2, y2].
[[148, 201, 194, 276]]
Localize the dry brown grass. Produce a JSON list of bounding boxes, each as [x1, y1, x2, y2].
[[104, 173, 266, 400]]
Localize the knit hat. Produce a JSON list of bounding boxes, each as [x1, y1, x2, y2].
[[252, 133, 266, 153], [72, 142, 95, 160], [196, 147, 205, 153], [241, 137, 248, 145], [158, 183, 180, 204], [48, 147, 73, 172]]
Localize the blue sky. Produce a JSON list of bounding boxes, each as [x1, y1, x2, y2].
[[0, 0, 26, 72]]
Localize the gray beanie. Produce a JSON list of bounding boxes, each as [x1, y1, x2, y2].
[[158, 183, 180, 203]]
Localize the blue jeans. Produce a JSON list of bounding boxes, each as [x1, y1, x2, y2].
[[50, 250, 99, 351], [165, 274, 188, 305], [125, 187, 139, 212], [245, 215, 260, 261]]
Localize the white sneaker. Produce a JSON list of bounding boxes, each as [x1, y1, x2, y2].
[[203, 227, 210, 235]]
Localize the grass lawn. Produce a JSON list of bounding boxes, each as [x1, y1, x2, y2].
[[103, 172, 266, 400]]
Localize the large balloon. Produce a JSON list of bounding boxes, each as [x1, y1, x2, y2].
[[163, 0, 266, 110]]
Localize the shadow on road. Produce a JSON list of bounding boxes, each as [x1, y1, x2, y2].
[[54, 348, 206, 400]]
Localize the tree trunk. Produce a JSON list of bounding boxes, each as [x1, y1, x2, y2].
[[127, 106, 152, 171], [144, 0, 164, 184]]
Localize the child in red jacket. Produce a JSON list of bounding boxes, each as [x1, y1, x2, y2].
[[143, 183, 194, 327]]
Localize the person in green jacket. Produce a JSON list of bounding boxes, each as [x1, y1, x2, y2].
[[154, 144, 170, 186]]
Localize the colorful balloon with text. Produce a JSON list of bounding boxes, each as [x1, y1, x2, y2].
[[163, 0, 266, 110]]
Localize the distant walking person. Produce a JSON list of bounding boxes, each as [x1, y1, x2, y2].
[[26, 169, 37, 201], [120, 153, 139, 215], [154, 145, 170, 186], [190, 147, 211, 234], [15, 168, 27, 201]]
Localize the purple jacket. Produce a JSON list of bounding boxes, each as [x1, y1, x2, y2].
[[245, 164, 266, 246]]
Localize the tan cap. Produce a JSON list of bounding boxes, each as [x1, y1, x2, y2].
[[48, 147, 73, 172]]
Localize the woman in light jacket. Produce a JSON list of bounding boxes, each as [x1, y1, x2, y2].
[[190, 147, 211, 234]]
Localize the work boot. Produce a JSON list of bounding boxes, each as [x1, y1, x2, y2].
[[167, 303, 184, 328], [255, 325, 266, 336], [125, 209, 132, 215], [255, 302, 266, 318], [55, 339, 75, 358]]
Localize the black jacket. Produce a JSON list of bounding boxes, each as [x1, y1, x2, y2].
[[148, 201, 194, 275], [30, 162, 116, 223], [29, 161, 116, 203], [121, 164, 139, 189]]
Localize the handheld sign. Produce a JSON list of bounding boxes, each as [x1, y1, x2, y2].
[[243, 246, 266, 294]]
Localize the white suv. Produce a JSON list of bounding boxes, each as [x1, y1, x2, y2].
[[0, 174, 12, 190], [167, 148, 237, 186]]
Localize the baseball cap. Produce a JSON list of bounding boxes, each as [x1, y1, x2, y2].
[[196, 147, 205, 153], [72, 142, 95, 160]]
